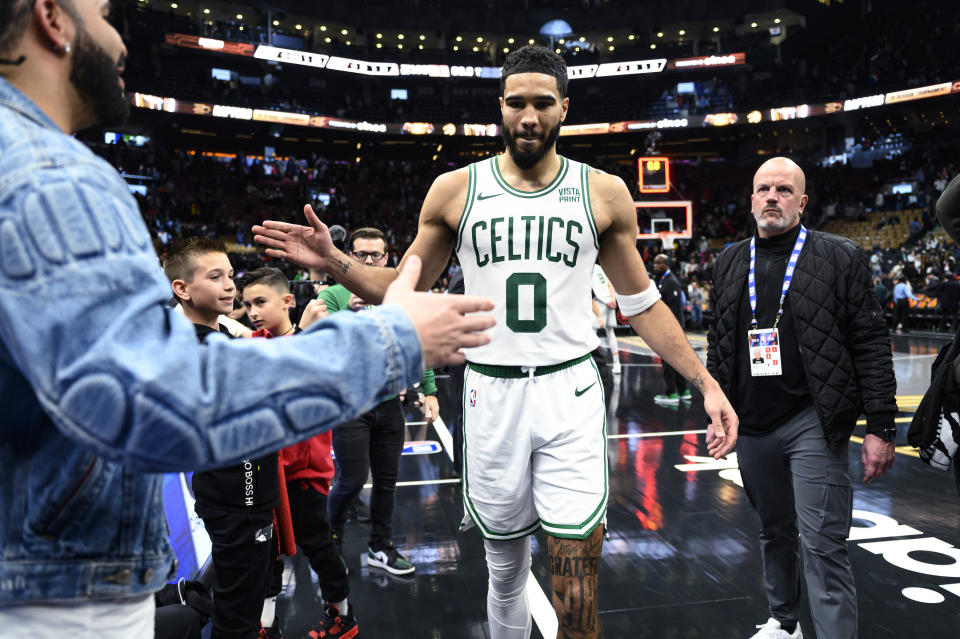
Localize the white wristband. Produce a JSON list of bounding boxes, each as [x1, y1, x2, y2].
[[616, 281, 661, 316]]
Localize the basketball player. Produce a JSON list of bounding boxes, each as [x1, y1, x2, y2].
[[254, 45, 738, 639], [591, 262, 621, 375]]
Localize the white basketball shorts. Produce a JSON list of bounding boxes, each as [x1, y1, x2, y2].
[[461, 353, 608, 540]]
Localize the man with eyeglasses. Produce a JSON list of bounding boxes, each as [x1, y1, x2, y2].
[[318, 227, 438, 577]]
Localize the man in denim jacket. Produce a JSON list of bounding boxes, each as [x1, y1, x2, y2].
[[0, 1, 493, 635]]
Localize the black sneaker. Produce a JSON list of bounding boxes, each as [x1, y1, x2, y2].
[[346, 499, 371, 523], [303, 604, 358, 639], [367, 542, 415, 575]]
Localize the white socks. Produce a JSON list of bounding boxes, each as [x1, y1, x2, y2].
[[606, 325, 621, 373], [328, 597, 348, 616], [261, 595, 277, 627], [484, 537, 533, 639]]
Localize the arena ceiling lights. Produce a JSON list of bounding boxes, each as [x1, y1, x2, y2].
[[165, 32, 254, 56], [885, 82, 955, 104], [164, 33, 744, 80], [251, 41, 498, 78], [567, 59, 667, 78], [253, 45, 330, 69], [130, 91, 493, 137], [668, 53, 746, 70], [132, 78, 960, 139], [147, 35, 960, 136], [556, 80, 960, 136]]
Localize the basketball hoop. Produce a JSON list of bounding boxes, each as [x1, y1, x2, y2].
[[634, 200, 693, 241]]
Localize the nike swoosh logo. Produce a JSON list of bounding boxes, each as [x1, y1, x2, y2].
[[477, 192, 503, 200], [574, 382, 596, 397]]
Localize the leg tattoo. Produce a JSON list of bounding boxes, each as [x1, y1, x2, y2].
[[547, 525, 604, 639]]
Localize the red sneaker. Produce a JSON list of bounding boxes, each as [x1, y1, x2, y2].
[[304, 603, 358, 639]]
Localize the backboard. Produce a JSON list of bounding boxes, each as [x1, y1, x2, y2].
[[635, 200, 693, 240]]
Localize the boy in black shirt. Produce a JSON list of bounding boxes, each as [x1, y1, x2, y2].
[[164, 238, 281, 639]]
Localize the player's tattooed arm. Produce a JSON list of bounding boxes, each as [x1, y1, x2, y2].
[[691, 373, 734, 413], [690, 373, 706, 393], [337, 258, 351, 275], [548, 525, 604, 637], [690, 373, 733, 414]]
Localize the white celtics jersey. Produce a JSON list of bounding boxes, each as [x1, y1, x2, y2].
[[455, 155, 600, 365]]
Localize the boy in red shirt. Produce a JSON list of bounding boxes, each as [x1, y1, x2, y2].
[[240, 268, 356, 639]]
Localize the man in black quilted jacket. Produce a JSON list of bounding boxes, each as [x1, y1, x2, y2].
[[707, 157, 897, 639]]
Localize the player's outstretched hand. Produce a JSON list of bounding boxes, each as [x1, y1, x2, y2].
[[703, 386, 739, 460], [384, 256, 495, 368], [253, 204, 334, 270]]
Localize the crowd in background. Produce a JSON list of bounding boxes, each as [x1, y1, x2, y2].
[[94, 0, 960, 334], [92, 126, 960, 333]]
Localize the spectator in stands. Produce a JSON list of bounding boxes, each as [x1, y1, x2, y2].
[[688, 281, 705, 329], [891, 261, 905, 281], [910, 219, 923, 242], [925, 271, 942, 297], [874, 276, 891, 309], [935, 173, 950, 194]]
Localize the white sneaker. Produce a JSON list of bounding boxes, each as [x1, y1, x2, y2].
[[748, 618, 802, 639], [653, 392, 680, 404]]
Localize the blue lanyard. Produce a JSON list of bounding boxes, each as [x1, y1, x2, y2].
[[748, 225, 807, 329]]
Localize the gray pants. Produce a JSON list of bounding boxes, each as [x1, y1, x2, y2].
[[737, 406, 857, 639]]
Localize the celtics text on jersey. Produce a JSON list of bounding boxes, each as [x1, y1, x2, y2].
[[455, 155, 601, 366]]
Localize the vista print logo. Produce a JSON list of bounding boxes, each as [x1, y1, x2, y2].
[[558, 187, 581, 204]]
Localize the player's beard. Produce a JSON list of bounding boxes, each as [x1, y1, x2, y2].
[[502, 119, 561, 170], [69, 25, 129, 128]]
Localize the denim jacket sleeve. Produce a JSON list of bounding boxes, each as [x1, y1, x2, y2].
[[0, 162, 424, 473]]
